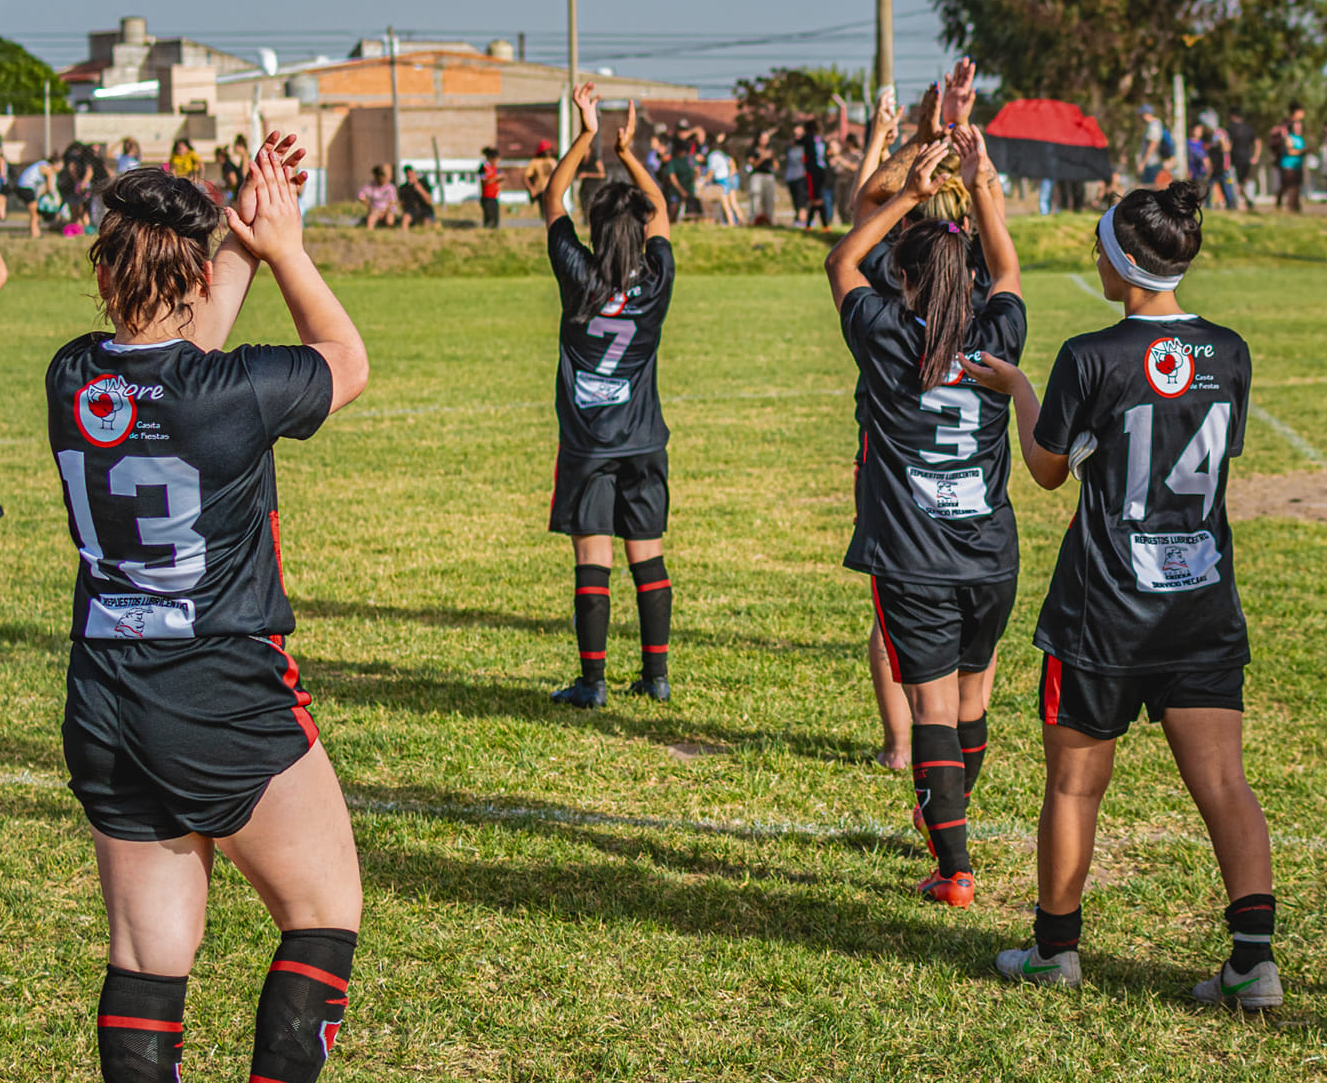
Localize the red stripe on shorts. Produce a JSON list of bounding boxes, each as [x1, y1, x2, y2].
[[270, 960, 350, 992], [269, 510, 285, 588], [97, 1016, 183, 1033], [266, 638, 318, 747], [1043, 655, 1063, 726], [870, 579, 903, 684]]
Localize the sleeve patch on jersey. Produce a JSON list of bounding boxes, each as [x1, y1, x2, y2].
[[1130, 531, 1221, 592], [84, 594, 197, 639], [905, 466, 992, 520], [574, 371, 631, 409]]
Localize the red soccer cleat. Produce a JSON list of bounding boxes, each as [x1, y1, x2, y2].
[[916, 869, 974, 908]]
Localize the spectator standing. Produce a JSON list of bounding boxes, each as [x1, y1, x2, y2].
[[1227, 108, 1261, 210], [785, 124, 808, 225], [15, 155, 58, 237], [115, 137, 140, 174], [706, 132, 744, 226], [525, 139, 557, 204], [399, 165, 437, 229], [800, 119, 830, 227], [746, 128, 778, 225], [829, 134, 862, 225], [667, 135, 698, 221], [1186, 124, 1211, 185], [577, 149, 607, 224], [1206, 122, 1236, 209], [215, 144, 243, 203], [479, 146, 504, 228], [1276, 108, 1305, 212], [357, 165, 399, 228], [1136, 104, 1171, 186]]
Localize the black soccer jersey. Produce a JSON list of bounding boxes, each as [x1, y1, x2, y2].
[[548, 216, 673, 458], [841, 286, 1028, 584], [47, 334, 333, 640], [1033, 314, 1251, 675]]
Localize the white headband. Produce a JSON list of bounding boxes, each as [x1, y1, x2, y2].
[[1097, 204, 1184, 292]]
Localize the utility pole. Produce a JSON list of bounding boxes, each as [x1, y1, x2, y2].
[[568, 0, 579, 121], [1172, 72, 1187, 180], [388, 26, 401, 180], [875, 0, 894, 95]]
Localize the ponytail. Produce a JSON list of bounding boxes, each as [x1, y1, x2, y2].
[[890, 219, 973, 391], [571, 182, 656, 324]]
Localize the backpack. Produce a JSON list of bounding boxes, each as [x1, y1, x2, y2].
[[1158, 127, 1176, 160]]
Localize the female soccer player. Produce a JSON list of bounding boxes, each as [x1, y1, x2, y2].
[[824, 125, 1026, 908], [48, 140, 369, 1081], [543, 84, 675, 708], [966, 180, 1280, 1006]]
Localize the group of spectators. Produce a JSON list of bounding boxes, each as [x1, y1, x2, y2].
[[0, 133, 254, 238], [355, 163, 440, 230]]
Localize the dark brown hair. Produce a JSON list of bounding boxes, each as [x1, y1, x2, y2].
[[890, 218, 974, 391], [570, 181, 656, 324], [1109, 179, 1205, 278], [89, 168, 222, 337]]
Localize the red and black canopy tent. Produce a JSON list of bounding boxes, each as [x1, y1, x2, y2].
[[983, 99, 1113, 182]]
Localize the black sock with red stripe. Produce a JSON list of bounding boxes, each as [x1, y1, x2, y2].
[[911, 724, 969, 876], [629, 556, 671, 679], [573, 564, 611, 683], [958, 712, 988, 804], [1034, 905, 1082, 959], [1226, 893, 1275, 971], [97, 965, 187, 1083], [250, 928, 357, 1083]]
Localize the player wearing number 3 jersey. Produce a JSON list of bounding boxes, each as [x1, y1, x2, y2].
[[967, 180, 1281, 1006], [47, 149, 369, 1081], [826, 126, 1026, 908], [543, 84, 675, 708]]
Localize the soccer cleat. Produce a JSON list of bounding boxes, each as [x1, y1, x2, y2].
[[627, 675, 670, 702], [915, 869, 974, 908], [1192, 960, 1283, 1009], [995, 944, 1082, 988], [912, 804, 937, 859], [551, 677, 607, 709]]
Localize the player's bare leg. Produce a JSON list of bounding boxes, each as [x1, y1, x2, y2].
[[572, 533, 614, 567], [1161, 708, 1272, 901], [1037, 725, 1116, 914], [870, 620, 911, 769]]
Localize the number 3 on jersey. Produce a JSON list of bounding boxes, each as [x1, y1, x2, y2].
[[57, 450, 206, 592], [1122, 402, 1231, 520], [586, 316, 637, 375]]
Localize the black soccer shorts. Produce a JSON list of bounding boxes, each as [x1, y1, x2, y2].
[[1039, 654, 1245, 740], [870, 575, 1017, 685], [64, 635, 320, 841], [548, 448, 669, 539]]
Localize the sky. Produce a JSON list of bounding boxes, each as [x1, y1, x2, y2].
[[4, 0, 963, 103]]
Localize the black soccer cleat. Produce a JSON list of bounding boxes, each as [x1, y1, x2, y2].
[[551, 677, 608, 708], [627, 675, 670, 702]]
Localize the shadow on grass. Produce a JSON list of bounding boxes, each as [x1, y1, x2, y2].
[[294, 597, 861, 660], [0, 621, 70, 656], [307, 655, 869, 762], [0, 729, 67, 775]]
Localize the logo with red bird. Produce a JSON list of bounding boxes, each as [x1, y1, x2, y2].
[[1144, 337, 1194, 398], [74, 374, 136, 447]]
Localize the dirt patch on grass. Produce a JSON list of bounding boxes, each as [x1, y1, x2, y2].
[[1228, 469, 1327, 521]]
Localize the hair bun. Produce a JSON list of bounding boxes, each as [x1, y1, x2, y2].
[[1158, 178, 1205, 222]]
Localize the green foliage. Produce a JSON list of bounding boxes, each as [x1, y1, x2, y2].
[[0, 37, 70, 115], [929, 0, 1327, 154], [732, 66, 866, 143]]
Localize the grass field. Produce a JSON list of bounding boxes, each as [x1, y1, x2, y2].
[[1, 223, 1326, 1081]]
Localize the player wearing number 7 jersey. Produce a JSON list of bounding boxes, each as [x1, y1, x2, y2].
[[825, 125, 1027, 909], [46, 149, 369, 1080], [965, 179, 1280, 1006], [543, 84, 676, 707]]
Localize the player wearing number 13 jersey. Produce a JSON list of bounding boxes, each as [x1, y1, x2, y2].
[[967, 180, 1280, 1008], [827, 126, 1026, 908], [47, 157, 369, 1083], [542, 85, 676, 708]]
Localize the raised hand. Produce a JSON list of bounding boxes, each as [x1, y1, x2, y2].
[[917, 81, 944, 143], [615, 100, 638, 157], [902, 138, 953, 202], [874, 87, 899, 145], [224, 146, 304, 264], [572, 82, 600, 135], [234, 132, 308, 226], [942, 57, 977, 128], [953, 124, 993, 192]]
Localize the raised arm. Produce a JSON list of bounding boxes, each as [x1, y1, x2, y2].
[[850, 87, 899, 209], [193, 132, 306, 352], [854, 81, 942, 224], [224, 147, 368, 414], [615, 100, 669, 240], [544, 83, 598, 228], [826, 139, 953, 311], [954, 125, 1019, 299]]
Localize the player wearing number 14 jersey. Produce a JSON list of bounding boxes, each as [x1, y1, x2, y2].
[[826, 126, 1026, 908], [965, 180, 1280, 1007], [542, 84, 676, 708]]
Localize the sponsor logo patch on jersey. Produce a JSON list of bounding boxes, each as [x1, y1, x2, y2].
[[85, 594, 197, 639], [1144, 337, 1194, 398], [74, 375, 137, 447], [906, 465, 992, 520], [1130, 531, 1221, 593]]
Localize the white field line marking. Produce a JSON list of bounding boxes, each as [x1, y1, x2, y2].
[[5, 768, 1323, 852], [1066, 274, 1325, 465]]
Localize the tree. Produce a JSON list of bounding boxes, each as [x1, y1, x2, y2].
[[0, 37, 70, 115], [733, 66, 866, 144], [929, 0, 1327, 155]]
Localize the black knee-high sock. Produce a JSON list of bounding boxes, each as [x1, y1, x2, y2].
[[573, 564, 611, 683], [630, 556, 671, 680], [958, 712, 988, 803], [1034, 905, 1082, 959], [912, 724, 969, 876], [97, 966, 187, 1083], [1226, 893, 1275, 971], [250, 928, 357, 1083]]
